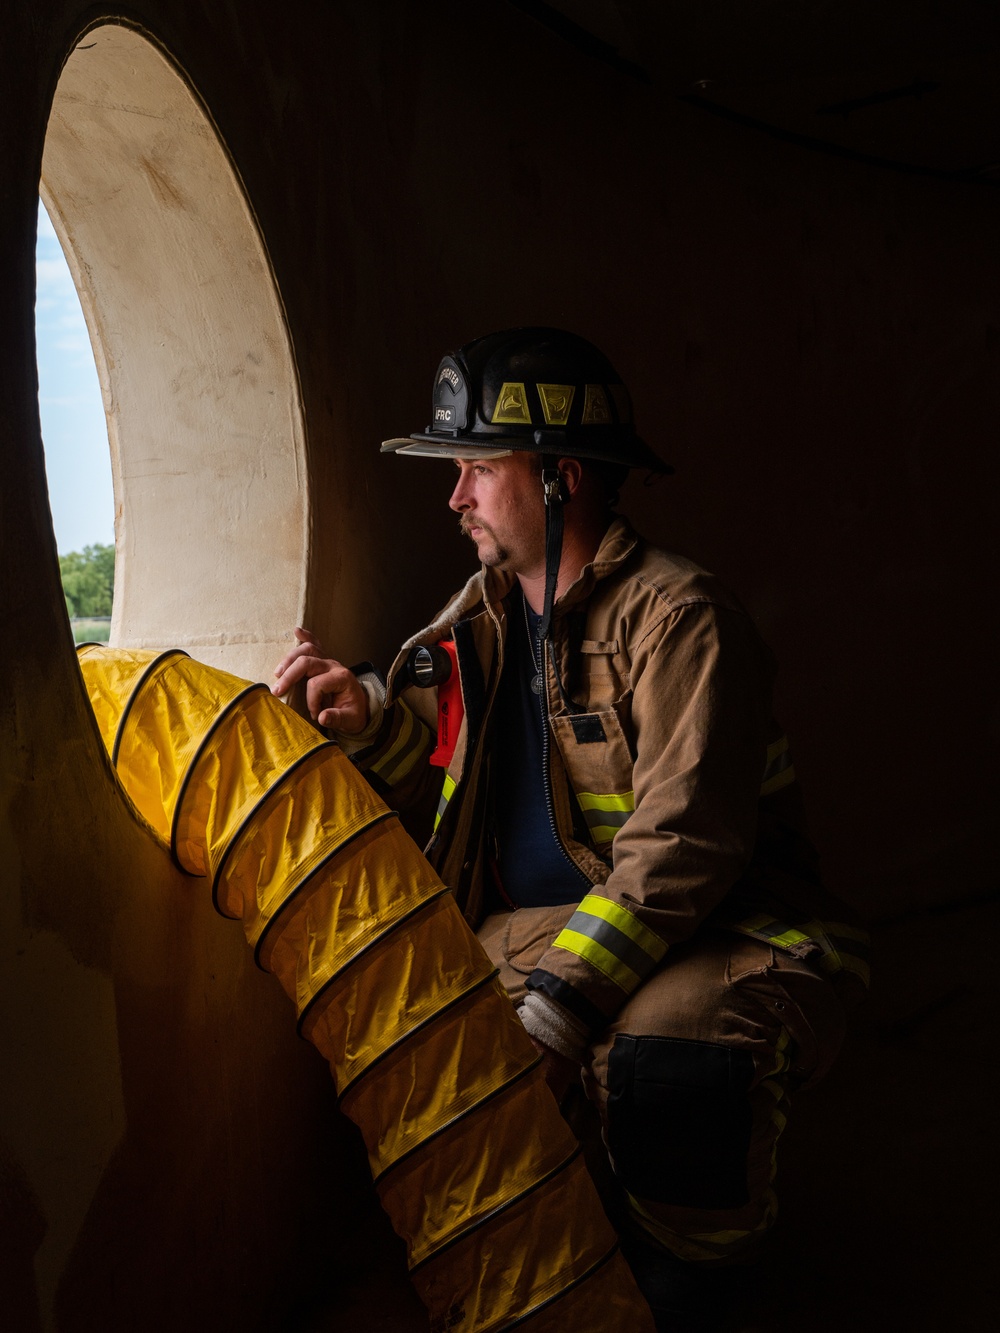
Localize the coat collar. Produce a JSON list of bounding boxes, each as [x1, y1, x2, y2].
[[480, 514, 640, 615], [387, 517, 642, 700]]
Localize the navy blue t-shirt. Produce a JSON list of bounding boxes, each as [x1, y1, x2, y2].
[[491, 592, 590, 907]]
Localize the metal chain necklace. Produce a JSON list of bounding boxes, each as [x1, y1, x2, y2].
[[523, 596, 544, 695]]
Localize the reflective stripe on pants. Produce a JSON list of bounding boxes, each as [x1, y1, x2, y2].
[[478, 910, 848, 1262]]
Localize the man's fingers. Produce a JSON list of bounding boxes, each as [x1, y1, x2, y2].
[[317, 704, 360, 730], [303, 666, 366, 727], [273, 644, 313, 681], [272, 651, 311, 694], [313, 680, 370, 733], [270, 646, 368, 732], [273, 648, 344, 696], [303, 672, 343, 721], [273, 628, 323, 681]]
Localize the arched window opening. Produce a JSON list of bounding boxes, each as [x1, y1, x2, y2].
[[40, 22, 308, 682], [36, 198, 116, 643]]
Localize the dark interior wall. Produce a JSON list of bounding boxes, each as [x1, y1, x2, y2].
[[243, 0, 995, 921], [1, 0, 997, 1327]]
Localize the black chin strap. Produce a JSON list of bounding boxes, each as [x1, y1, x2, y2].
[[538, 466, 564, 642]]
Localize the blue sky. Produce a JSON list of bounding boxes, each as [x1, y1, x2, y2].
[[35, 202, 115, 555]]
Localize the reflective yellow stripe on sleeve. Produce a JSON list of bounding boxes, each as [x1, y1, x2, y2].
[[760, 735, 795, 796], [552, 892, 667, 996], [368, 703, 431, 788], [733, 912, 871, 989], [736, 912, 813, 951], [576, 789, 635, 845], [433, 772, 457, 833]]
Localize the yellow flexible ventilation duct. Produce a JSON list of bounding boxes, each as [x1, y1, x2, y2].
[[77, 646, 652, 1333]]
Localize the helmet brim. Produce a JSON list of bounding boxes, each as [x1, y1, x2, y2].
[[382, 431, 673, 473], [381, 437, 516, 459]]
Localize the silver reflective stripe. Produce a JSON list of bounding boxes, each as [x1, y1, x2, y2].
[[581, 805, 632, 834], [732, 913, 871, 988], [552, 893, 667, 994], [433, 772, 457, 832], [576, 790, 635, 846]]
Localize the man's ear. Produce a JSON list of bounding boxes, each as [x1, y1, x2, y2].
[[558, 457, 583, 499]]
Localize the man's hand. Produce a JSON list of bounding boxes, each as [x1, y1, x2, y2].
[[526, 1033, 579, 1106], [272, 628, 371, 734]]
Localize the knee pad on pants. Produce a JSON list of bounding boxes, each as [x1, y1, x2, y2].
[[606, 1034, 755, 1209]]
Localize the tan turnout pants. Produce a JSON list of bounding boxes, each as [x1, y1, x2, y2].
[[477, 905, 850, 1262]]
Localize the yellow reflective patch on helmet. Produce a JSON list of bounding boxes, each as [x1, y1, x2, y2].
[[582, 384, 611, 424], [536, 382, 575, 426], [491, 381, 532, 424]]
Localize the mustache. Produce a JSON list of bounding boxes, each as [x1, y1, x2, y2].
[[459, 517, 494, 539]]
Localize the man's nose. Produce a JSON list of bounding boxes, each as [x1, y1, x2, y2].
[[448, 472, 472, 512]]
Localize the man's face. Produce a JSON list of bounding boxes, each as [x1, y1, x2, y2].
[[448, 452, 546, 576]]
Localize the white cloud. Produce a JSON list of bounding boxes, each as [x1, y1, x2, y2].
[[36, 256, 76, 294], [53, 335, 93, 355], [39, 392, 95, 409]]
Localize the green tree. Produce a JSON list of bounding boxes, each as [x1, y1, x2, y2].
[[60, 543, 115, 617]]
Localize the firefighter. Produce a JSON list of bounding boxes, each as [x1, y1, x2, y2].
[[273, 328, 868, 1331]]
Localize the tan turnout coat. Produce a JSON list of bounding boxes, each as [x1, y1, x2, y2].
[[352, 517, 868, 1033]]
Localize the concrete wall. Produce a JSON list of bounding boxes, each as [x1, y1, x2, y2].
[[2, 1, 996, 1327], [41, 25, 309, 683]]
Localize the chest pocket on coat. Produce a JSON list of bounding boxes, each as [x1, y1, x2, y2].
[[573, 638, 628, 712], [549, 697, 636, 856]]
